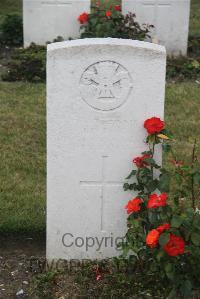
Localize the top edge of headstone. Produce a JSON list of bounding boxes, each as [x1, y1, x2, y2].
[[47, 38, 166, 55], [123, 0, 190, 2], [24, 0, 90, 2]]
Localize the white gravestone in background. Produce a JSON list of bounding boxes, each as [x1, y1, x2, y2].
[[122, 0, 190, 56], [23, 0, 90, 47], [47, 38, 166, 261]]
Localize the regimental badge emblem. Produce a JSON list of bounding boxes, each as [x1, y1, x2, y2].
[[80, 61, 133, 111]]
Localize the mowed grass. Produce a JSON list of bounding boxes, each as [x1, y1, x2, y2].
[[0, 81, 199, 233], [165, 82, 200, 161], [0, 82, 45, 233]]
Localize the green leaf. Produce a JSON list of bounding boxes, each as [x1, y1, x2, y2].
[[175, 173, 182, 184], [128, 250, 139, 259], [156, 250, 165, 261], [162, 143, 171, 153], [138, 168, 152, 185], [181, 166, 190, 171], [148, 210, 158, 224], [171, 215, 183, 228], [166, 270, 175, 280], [146, 180, 157, 192], [191, 232, 200, 246], [123, 183, 130, 191], [159, 232, 170, 246], [164, 262, 172, 273], [129, 183, 137, 190], [141, 150, 152, 155], [129, 218, 140, 228], [146, 134, 156, 144], [126, 170, 137, 179], [161, 129, 174, 139], [158, 171, 171, 192], [143, 157, 160, 168], [193, 171, 200, 185], [167, 289, 177, 299], [180, 280, 192, 298]]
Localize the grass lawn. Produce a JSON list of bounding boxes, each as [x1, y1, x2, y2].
[[0, 81, 199, 233], [0, 82, 46, 233]]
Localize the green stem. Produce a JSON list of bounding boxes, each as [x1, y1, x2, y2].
[[150, 138, 156, 180], [191, 139, 197, 210]]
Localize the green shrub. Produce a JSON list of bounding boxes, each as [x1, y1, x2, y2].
[[188, 35, 200, 57], [123, 117, 200, 298], [0, 14, 23, 47], [167, 57, 200, 81], [78, 4, 153, 40], [2, 43, 46, 82]]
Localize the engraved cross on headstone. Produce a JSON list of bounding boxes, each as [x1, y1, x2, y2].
[[80, 156, 124, 232]]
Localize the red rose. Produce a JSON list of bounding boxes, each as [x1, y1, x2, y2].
[[146, 223, 170, 249], [144, 117, 165, 135], [146, 229, 160, 248], [78, 12, 89, 24], [157, 223, 170, 234], [125, 198, 142, 214], [147, 193, 168, 209], [164, 234, 185, 256], [105, 10, 111, 17], [115, 5, 121, 11], [133, 154, 151, 168]]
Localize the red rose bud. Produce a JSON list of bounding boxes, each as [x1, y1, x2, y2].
[[144, 117, 165, 135], [147, 193, 168, 209], [164, 234, 185, 256], [105, 10, 111, 17], [133, 154, 151, 168], [156, 223, 170, 234], [125, 198, 143, 214], [146, 229, 160, 248], [78, 12, 89, 24], [146, 223, 170, 249], [115, 5, 121, 11]]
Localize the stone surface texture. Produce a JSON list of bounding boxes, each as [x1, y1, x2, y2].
[[23, 0, 90, 47], [122, 0, 190, 56], [47, 38, 166, 260]]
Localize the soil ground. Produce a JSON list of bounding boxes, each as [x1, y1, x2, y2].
[[0, 236, 45, 299]]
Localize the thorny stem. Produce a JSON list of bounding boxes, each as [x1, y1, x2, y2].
[[191, 139, 197, 210], [149, 138, 156, 180]]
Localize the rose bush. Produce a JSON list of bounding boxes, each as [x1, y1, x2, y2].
[[123, 117, 200, 298], [78, 2, 153, 40]]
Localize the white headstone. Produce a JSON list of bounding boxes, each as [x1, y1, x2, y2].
[[122, 0, 190, 56], [23, 0, 90, 47], [47, 38, 166, 261]]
